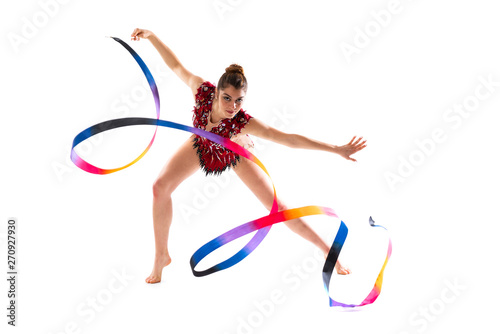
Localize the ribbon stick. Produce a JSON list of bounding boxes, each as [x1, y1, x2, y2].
[[71, 37, 392, 307]]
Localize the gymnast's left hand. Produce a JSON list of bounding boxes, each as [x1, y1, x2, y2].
[[335, 136, 367, 162]]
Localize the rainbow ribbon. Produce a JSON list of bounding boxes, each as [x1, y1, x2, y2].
[[71, 37, 392, 307]]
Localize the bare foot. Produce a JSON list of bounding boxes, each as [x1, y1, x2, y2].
[[145, 254, 172, 284], [335, 260, 352, 275], [325, 253, 352, 275]]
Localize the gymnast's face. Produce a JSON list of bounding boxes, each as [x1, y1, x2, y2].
[[216, 85, 246, 119]]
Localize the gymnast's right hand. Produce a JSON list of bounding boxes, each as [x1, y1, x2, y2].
[[131, 28, 153, 41]]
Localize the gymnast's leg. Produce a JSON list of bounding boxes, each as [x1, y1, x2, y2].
[[146, 134, 200, 283], [232, 150, 351, 275]]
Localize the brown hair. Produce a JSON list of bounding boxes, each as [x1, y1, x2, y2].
[[217, 64, 248, 93]]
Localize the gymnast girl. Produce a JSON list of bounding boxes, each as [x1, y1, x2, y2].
[[130, 28, 367, 284]]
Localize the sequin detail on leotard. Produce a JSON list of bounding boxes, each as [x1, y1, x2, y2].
[[192, 81, 252, 175]]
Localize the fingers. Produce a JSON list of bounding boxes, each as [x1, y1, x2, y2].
[[131, 28, 143, 41], [343, 135, 367, 162], [353, 136, 364, 146], [347, 136, 367, 151], [348, 136, 366, 147], [356, 143, 367, 153], [356, 140, 367, 149]]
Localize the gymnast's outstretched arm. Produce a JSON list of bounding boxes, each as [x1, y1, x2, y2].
[[131, 28, 204, 98], [241, 117, 367, 162]]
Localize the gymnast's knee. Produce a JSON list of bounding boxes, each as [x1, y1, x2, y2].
[[152, 176, 176, 198], [272, 201, 288, 212]]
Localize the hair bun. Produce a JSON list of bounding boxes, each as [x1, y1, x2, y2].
[[225, 64, 244, 76]]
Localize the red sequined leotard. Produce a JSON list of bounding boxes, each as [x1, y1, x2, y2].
[[192, 81, 253, 175]]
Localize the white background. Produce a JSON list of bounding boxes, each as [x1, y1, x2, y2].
[[1, 0, 499, 333]]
